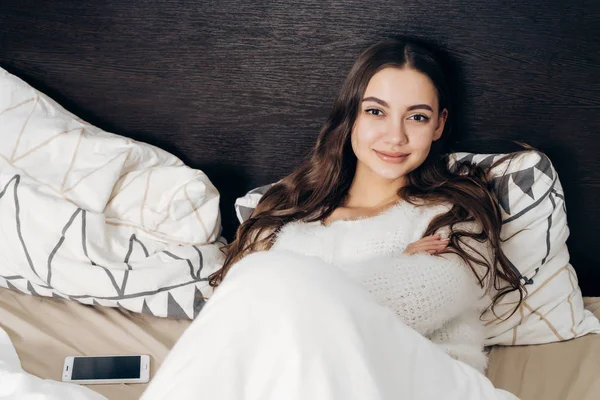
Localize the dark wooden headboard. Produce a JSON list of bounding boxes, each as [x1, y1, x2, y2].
[[1, 1, 598, 295]]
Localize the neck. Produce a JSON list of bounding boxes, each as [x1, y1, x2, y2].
[[344, 165, 405, 209]]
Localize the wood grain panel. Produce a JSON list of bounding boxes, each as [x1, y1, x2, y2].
[[1, 0, 598, 294]]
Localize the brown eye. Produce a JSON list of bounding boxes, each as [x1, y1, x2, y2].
[[409, 114, 430, 122], [366, 109, 384, 116]]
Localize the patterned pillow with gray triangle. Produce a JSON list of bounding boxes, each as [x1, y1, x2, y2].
[[0, 66, 226, 321], [234, 151, 600, 345]]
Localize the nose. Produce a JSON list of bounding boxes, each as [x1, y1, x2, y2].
[[385, 120, 408, 145]]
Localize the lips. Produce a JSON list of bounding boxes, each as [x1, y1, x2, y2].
[[374, 149, 410, 164], [376, 150, 409, 157]]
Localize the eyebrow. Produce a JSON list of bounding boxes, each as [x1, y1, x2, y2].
[[362, 96, 390, 108], [407, 104, 433, 112], [362, 96, 433, 112]]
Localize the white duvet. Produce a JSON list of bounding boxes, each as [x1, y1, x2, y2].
[[0, 67, 226, 319], [142, 251, 519, 400]]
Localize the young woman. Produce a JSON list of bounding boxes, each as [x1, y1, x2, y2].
[[142, 37, 523, 400]]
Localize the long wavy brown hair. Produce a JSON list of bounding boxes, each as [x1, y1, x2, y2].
[[209, 37, 526, 316]]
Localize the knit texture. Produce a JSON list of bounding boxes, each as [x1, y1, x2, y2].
[[272, 201, 491, 372]]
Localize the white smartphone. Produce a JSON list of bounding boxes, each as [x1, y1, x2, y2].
[[62, 355, 150, 385]]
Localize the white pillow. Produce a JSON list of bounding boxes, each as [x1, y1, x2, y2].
[[234, 151, 600, 345], [0, 67, 225, 319], [453, 152, 600, 345]]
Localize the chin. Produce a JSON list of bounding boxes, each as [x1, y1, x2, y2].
[[365, 158, 408, 179], [371, 166, 408, 181]]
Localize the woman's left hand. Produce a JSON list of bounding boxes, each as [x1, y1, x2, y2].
[[403, 234, 450, 255]]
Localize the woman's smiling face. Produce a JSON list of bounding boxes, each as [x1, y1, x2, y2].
[[351, 67, 448, 186]]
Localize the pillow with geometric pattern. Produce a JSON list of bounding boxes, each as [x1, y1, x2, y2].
[[0, 66, 224, 320], [234, 151, 600, 345]]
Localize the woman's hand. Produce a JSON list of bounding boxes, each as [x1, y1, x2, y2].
[[403, 234, 450, 255]]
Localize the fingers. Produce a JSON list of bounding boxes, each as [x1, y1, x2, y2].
[[424, 234, 449, 241], [403, 234, 450, 255], [412, 236, 450, 249]]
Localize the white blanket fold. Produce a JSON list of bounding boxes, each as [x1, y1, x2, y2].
[[141, 251, 519, 400], [0, 67, 226, 319]]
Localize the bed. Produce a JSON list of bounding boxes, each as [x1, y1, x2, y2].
[[0, 290, 598, 399], [0, 1, 598, 399]]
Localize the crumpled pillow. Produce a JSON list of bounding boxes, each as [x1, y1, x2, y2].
[[0, 67, 225, 319]]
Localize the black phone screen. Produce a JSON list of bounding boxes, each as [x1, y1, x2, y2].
[[71, 356, 141, 380]]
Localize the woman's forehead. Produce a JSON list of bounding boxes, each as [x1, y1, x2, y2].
[[363, 67, 438, 109]]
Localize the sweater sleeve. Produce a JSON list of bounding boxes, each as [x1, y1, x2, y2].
[[435, 219, 495, 290], [340, 251, 486, 336], [429, 313, 489, 373]]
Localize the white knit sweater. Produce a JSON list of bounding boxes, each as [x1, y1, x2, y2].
[[271, 201, 493, 373]]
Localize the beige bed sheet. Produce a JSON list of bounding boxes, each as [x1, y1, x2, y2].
[[1, 288, 599, 400], [0, 288, 191, 399], [487, 297, 600, 400]]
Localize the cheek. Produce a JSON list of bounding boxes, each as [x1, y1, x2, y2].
[[408, 128, 436, 150], [410, 134, 432, 150], [352, 120, 382, 152]]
